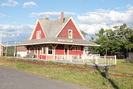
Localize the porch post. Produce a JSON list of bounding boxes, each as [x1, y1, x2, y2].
[[53, 48, 55, 60], [50, 44, 58, 60], [46, 46, 48, 60]]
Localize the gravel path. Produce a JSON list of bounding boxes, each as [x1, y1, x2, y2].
[[0, 66, 89, 89]]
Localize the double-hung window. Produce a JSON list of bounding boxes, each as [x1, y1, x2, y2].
[[72, 46, 81, 51], [36, 31, 41, 39], [42, 46, 53, 54], [68, 30, 72, 38], [42, 46, 46, 54], [48, 46, 52, 54]]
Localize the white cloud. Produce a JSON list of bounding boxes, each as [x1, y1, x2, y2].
[[30, 12, 76, 18], [77, 6, 133, 40], [0, 24, 34, 43], [1, 0, 19, 6], [77, 8, 133, 24], [0, 13, 7, 18], [23, 1, 37, 8]]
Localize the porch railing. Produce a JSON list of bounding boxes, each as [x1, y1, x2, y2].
[[55, 54, 116, 65]]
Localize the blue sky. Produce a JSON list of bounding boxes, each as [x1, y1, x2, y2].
[[0, 0, 133, 45]]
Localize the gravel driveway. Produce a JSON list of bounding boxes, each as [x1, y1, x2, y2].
[[0, 66, 89, 89]]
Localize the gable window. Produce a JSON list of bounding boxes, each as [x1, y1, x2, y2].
[[72, 46, 81, 51], [48, 46, 52, 54], [36, 31, 41, 39], [68, 30, 72, 38]]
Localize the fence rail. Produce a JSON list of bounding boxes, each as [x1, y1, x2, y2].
[[55, 54, 116, 65]]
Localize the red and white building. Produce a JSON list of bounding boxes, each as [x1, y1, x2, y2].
[[16, 46, 27, 57], [17, 12, 100, 60], [0, 43, 3, 57]]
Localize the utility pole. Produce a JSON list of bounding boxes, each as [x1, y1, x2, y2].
[[6, 41, 8, 56], [14, 40, 16, 56]]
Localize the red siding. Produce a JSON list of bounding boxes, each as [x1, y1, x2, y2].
[[31, 22, 46, 39], [69, 46, 83, 55], [40, 55, 54, 60], [55, 45, 83, 55], [57, 19, 83, 39], [40, 55, 47, 59]]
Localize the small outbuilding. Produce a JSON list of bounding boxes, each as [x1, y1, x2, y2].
[[16, 46, 27, 57]]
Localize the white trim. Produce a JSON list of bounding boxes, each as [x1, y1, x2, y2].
[[36, 47, 38, 58], [36, 30, 41, 39], [17, 41, 100, 46], [70, 17, 85, 40], [41, 46, 46, 55], [38, 19, 47, 38], [48, 45, 53, 54], [68, 29, 73, 38], [29, 19, 47, 40], [55, 17, 71, 37], [29, 19, 39, 40], [41, 45, 53, 55], [55, 17, 85, 40]]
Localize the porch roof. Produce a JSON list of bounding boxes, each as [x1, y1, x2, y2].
[[16, 37, 100, 46]]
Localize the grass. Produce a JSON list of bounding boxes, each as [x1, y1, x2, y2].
[[0, 57, 133, 89]]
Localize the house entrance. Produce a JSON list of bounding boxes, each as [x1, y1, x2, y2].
[[64, 45, 69, 59], [64, 45, 69, 55]]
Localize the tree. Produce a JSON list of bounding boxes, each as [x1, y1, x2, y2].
[[80, 30, 88, 38], [113, 23, 133, 57], [90, 23, 133, 58]]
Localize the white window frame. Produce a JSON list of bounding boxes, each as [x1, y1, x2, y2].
[[36, 31, 41, 39], [42, 46, 46, 55], [72, 46, 81, 51], [48, 46, 53, 54], [68, 30, 72, 38], [41, 46, 53, 55]]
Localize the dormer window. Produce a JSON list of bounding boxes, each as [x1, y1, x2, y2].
[[68, 30, 72, 38], [36, 31, 41, 39]]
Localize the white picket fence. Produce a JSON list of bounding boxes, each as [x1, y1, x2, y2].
[[55, 54, 116, 65]]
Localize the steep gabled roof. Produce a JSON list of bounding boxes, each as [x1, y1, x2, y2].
[[17, 16, 100, 46], [38, 16, 71, 38]]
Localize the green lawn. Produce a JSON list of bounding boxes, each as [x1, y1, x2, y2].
[[0, 57, 133, 89]]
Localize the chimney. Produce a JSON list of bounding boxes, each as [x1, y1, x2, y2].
[[61, 12, 64, 25], [45, 18, 49, 20]]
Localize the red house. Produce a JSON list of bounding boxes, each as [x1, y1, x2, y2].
[[17, 12, 99, 60]]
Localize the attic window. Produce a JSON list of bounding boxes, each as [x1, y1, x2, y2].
[[68, 30, 72, 38], [36, 31, 41, 39]]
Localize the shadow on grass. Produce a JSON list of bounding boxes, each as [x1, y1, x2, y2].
[[94, 65, 119, 89]]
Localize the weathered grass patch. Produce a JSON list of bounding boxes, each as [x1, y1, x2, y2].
[[0, 57, 133, 89]]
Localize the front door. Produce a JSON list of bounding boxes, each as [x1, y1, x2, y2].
[[64, 45, 69, 59]]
